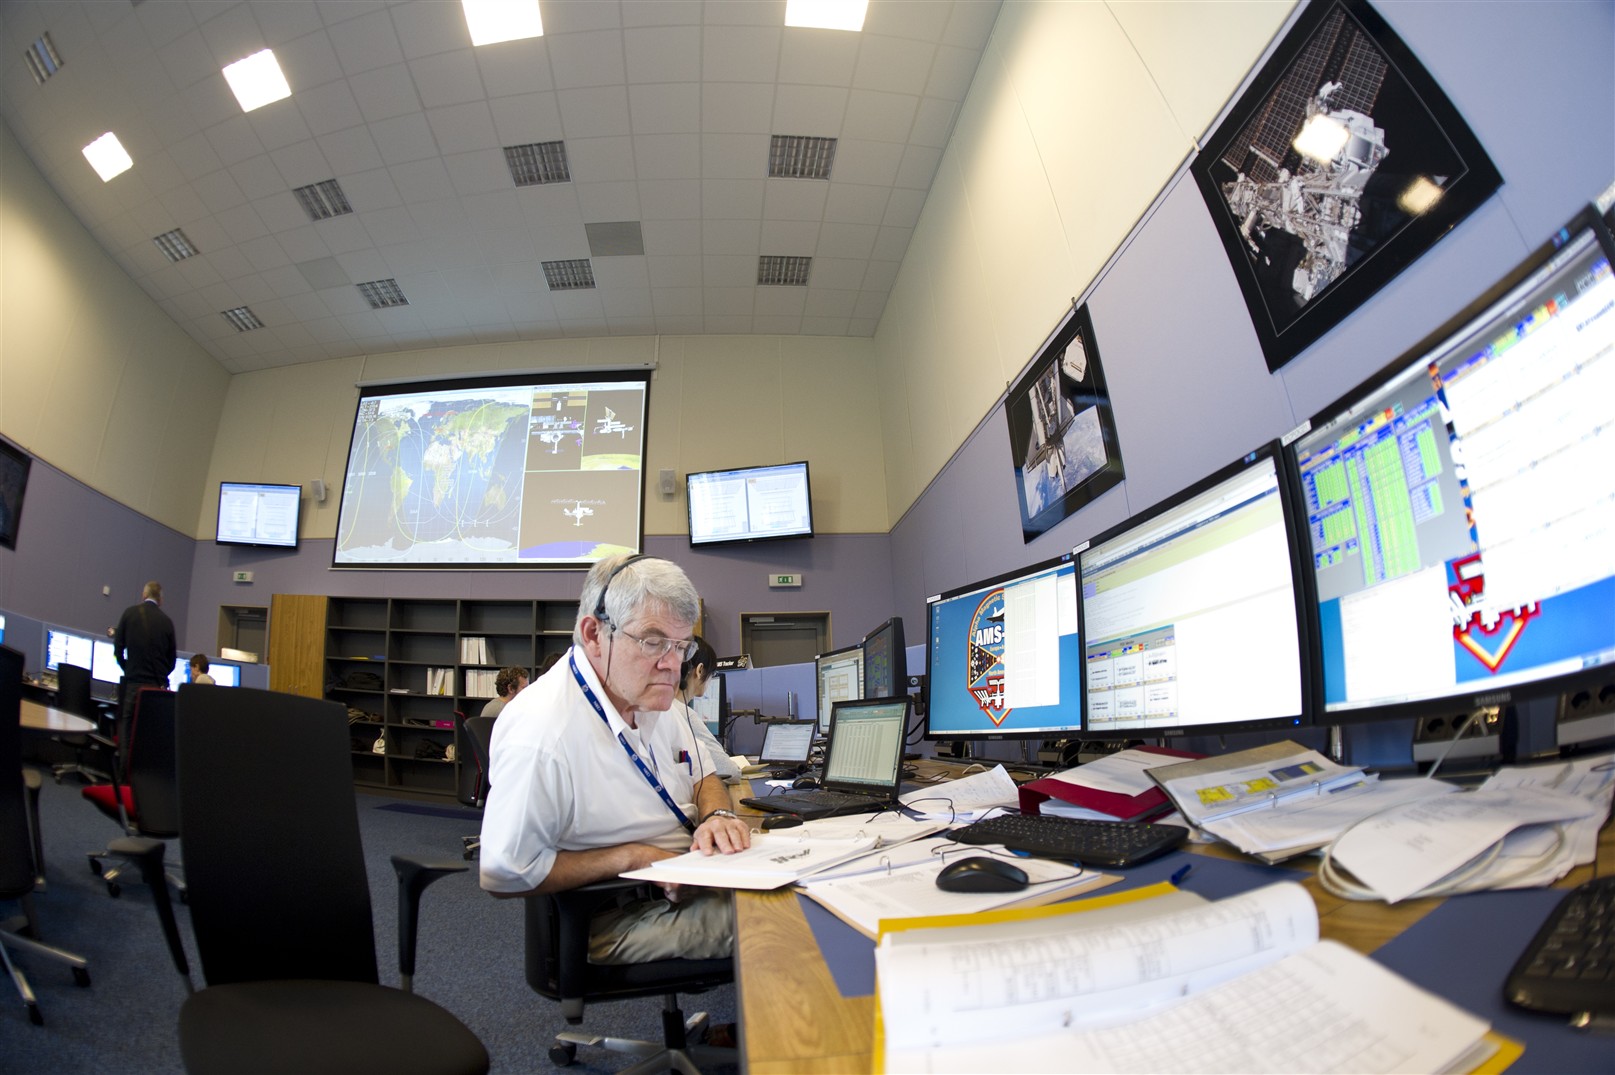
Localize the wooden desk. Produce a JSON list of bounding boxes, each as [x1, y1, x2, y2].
[[731, 768, 1615, 1074], [20, 698, 97, 735]]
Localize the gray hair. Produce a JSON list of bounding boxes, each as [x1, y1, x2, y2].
[[573, 554, 700, 647]]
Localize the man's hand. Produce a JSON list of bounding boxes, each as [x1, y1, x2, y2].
[[691, 812, 751, 855]]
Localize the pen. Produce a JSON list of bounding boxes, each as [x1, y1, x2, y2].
[[678, 749, 692, 773], [1170, 864, 1193, 887]]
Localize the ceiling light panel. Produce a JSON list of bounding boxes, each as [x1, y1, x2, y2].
[[769, 135, 837, 179], [357, 279, 410, 309], [152, 229, 199, 262], [542, 259, 596, 290], [221, 306, 264, 332], [505, 141, 571, 186], [463, 0, 544, 47], [759, 256, 812, 286], [82, 132, 132, 181], [222, 48, 292, 113], [785, 0, 869, 32], [293, 179, 354, 221], [24, 33, 62, 85]]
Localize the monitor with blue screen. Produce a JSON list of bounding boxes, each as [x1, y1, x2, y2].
[[1288, 207, 1615, 724], [923, 552, 1083, 741], [45, 628, 94, 673]]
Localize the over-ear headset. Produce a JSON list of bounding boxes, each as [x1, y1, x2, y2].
[[592, 553, 657, 626]]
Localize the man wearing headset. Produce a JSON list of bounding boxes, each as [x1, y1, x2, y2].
[[478, 553, 750, 963]]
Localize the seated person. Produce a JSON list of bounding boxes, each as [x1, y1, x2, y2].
[[676, 636, 741, 782], [478, 554, 751, 963], [189, 653, 215, 685], [480, 666, 529, 718]]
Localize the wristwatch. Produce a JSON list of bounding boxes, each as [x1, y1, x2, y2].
[[701, 809, 738, 824]]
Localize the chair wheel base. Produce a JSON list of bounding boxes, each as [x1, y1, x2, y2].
[[73, 967, 91, 987], [106, 882, 120, 898], [548, 1041, 577, 1066], [28, 1002, 43, 1026], [88, 855, 103, 876]]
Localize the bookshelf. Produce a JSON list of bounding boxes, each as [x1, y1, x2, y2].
[[324, 596, 578, 799]]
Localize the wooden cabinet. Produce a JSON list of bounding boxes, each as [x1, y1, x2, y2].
[[323, 596, 577, 799]]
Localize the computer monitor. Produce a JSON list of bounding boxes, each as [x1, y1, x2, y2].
[[758, 720, 816, 767], [688, 671, 728, 739], [860, 617, 907, 700], [1288, 207, 1615, 725], [91, 639, 119, 684], [686, 461, 813, 547], [923, 552, 1083, 742], [168, 658, 243, 690], [814, 643, 864, 735], [1078, 442, 1312, 737], [45, 628, 93, 673]]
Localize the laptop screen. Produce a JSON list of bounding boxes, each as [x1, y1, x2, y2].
[[759, 720, 815, 765], [822, 696, 910, 797]]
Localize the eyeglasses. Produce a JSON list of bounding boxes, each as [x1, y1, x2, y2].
[[613, 627, 699, 663]]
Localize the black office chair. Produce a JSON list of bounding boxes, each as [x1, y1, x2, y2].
[[459, 713, 495, 859], [526, 879, 735, 1073], [82, 687, 183, 899], [50, 662, 108, 784], [0, 645, 91, 1026], [114, 684, 488, 1074]]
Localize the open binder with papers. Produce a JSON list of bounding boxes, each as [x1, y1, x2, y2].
[[872, 881, 1519, 1074], [1145, 740, 1369, 828]]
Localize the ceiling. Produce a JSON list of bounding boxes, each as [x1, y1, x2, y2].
[[0, 0, 1002, 374]]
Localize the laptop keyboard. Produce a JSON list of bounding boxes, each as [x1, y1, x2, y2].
[[948, 813, 1188, 868], [1505, 876, 1615, 1018]]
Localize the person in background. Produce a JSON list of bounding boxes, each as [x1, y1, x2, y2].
[[189, 653, 215, 685], [478, 553, 749, 963], [676, 636, 741, 782], [114, 580, 176, 741], [480, 666, 529, 718]]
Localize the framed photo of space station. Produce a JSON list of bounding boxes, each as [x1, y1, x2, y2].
[[1191, 0, 1501, 373], [1006, 303, 1125, 542]]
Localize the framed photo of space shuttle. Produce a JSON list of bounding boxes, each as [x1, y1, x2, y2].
[[1006, 303, 1124, 542], [1192, 0, 1501, 373]]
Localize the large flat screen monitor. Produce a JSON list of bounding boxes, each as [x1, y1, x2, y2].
[[45, 628, 93, 673], [91, 639, 119, 684], [1288, 208, 1615, 724], [216, 481, 301, 549], [1078, 442, 1312, 738], [923, 553, 1082, 742], [686, 461, 813, 547], [334, 371, 650, 567], [814, 643, 864, 735], [861, 617, 907, 700], [0, 436, 30, 551]]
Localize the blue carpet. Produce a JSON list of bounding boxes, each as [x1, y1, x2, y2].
[[375, 801, 483, 820]]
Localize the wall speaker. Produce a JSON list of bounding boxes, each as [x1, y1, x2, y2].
[[311, 478, 327, 502], [659, 469, 676, 496]]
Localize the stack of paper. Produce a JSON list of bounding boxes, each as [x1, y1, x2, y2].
[[619, 834, 881, 890], [898, 764, 1019, 822]]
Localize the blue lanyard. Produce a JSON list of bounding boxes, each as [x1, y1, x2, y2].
[[570, 653, 696, 834]]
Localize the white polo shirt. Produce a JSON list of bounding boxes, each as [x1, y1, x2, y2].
[[479, 646, 705, 894]]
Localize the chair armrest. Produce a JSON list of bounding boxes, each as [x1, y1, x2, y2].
[[108, 836, 192, 989], [542, 877, 656, 1018], [390, 854, 469, 992]]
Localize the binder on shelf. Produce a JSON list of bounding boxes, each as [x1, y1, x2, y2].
[[1019, 745, 1202, 821]]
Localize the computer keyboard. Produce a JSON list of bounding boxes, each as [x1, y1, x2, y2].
[[1504, 876, 1615, 1021], [948, 813, 1188, 868]]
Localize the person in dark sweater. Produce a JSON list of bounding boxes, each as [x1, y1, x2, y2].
[[114, 580, 177, 740]]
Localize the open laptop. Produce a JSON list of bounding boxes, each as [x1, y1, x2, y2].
[[741, 696, 910, 820], [754, 719, 816, 777]]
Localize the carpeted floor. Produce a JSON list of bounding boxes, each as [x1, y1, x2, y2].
[[4, 773, 738, 1074]]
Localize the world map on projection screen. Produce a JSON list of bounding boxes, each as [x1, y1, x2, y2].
[[333, 375, 648, 568]]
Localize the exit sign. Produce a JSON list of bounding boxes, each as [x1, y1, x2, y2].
[[768, 573, 802, 588]]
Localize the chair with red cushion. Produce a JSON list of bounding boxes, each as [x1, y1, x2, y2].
[[82, 687, 182, 899]]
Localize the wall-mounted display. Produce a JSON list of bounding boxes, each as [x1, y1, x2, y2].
[[333, 370, 650, 568], [1191, 0, 1501, 373], [1006, 303, 1124, 541], [0, 436, 31, 551]]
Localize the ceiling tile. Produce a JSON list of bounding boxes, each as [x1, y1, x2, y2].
[[702, 179, 765, 220], [389, 0, 470, 60], [703, 25, 781, 83], [760, 218, 820, 252], [817, 222, 877, 259], [489, 92, 565, 144], [633, 135, 701, 181], [624, 26, 700, 83], [549, 30, 628, 90], [629, 83, 700, 135], [557, 85, 631, 138], [647, 255, 703, 287], [247, 99, 316, 152], [763, 178, 829, 221], [852, 35, 936, 96], [349, 62, 423, 122], [443, 149, 512, 196], [574, 180, 640, 221], [409, 48, 486, 109], [771, 84, 848, 136], [295, 79, 366, 136], [474, 37, 553, 97], [778, 28, 860, 87], [268, 137, 334, 187], [369, 113, 440, 164], [425, 101, 498, 155], [702, 221, 760, 256], [638, 180, 702, 220], [823, 182, 889, 225], [702, 83, 775, 134], [204, 113, 268, 168], [830, 139, 902, 185], [326, 7, 405, 77], [568, 136, 637, 183], [701, 133, 768, 180], [842, 90, 919, 142], [641, 219, 703, 255], [275, 27, 346, 92], [317, 127, 385, 175]]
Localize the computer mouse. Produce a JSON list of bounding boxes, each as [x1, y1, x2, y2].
[[761, 814, 803, 831], [935, 856, 1029, 893], [790, 775, 821, 790]]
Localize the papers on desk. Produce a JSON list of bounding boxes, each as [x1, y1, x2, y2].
[[1147, 741, 1366, 828], [619, 834, 880, 890], [898, 764, 1018, 821], [874, 881, 1500, 1075]]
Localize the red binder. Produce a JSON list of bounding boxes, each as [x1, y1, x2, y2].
[[1018, 745, 1205, 821]]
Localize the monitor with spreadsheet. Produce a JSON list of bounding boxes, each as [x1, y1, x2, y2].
[[1078, 442, 1312, 737], [759, 720, 816, 766], [822, 697, 909, 794], [924, 552, 1083, 741], [45, 628, 94, 673], [860, 617, 906, 701], [1288, 208, 1615, 724], [814, 643, 864, 735]]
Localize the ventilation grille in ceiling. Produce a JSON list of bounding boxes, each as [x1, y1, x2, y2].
[[221, 306, 264, 332], [24, 33, 62, 85], [152, 228, 198, 262], [357, 279, 409, 309], [768, 135, 837, 179], [758, 256, 812, 286], [542, 259, 595, 290], [505, 141, 571, 186], [292, 179, 353, 221]]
